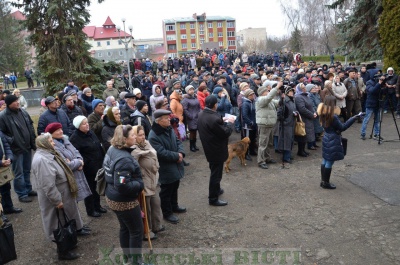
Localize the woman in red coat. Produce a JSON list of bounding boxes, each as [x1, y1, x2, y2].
[[197, 81, 209, 109]]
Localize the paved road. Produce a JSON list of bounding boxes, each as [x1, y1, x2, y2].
[[7, 110, 400, 264]]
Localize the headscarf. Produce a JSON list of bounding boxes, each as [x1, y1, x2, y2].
[[132, 125, 146, 149], [107, 107, 121, 125], [35, 134, 78, 198]]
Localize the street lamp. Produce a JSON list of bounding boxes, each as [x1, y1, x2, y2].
[[117, 18, 134, 92], [337, 9, 351, 66]]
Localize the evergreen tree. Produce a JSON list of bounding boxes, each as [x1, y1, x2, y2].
[[0, 2, 28, 74], [379, 0, 400, 72], [328, 0, 383, 61], [12, 0, 117, 96], [289, 26, 303, 53]]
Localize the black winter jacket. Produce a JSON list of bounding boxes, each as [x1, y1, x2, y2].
[[101, 115, 118, 152], [0, 107, 36, 154], [197, 107, 233, 163], [37, 109, 72, 136], [103, 146, 143, 202]]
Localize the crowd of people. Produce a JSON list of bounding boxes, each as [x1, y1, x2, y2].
[[0, 48, 398, 264]]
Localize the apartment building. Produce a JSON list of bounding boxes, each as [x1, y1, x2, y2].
[[162, 13, 236, 58]]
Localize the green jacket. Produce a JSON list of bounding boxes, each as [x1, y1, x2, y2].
[[255, 86, 279, 127]]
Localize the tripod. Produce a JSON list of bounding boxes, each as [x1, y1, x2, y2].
[[370, 97, 400, 144]]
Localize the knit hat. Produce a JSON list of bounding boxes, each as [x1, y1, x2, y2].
[[0, 100, 5, 108], [5, 95, 18, 106], [239, 82, 249, 90], [285, 86, 295, 95], [73, 115, 87, 129], [213, 87, 223, 95], [257, 86, 268, 96], [205, 95, 218, 109], [119, 91, 128, 100], [133, 88, 142, 96], [173, 80, 181, 86], [45, 122, 62, 134], [92, 99, 104, 110], [185, 85, 195, 94], [135, 100, 147, 111], [40, 98, 46, 107], [243, 89, 255, 98], [306, 84, 315, 92], [82, 87, 91, 94], [67, 90, 77, 96]]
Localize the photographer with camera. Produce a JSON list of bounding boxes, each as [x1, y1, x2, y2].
[[360, 74, 387, 140], [383, 67, 398, 116]]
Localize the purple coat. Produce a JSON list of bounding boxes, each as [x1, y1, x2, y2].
[[182, 94, 200, 130]]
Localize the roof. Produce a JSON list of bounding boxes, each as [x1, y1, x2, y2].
[[163, 16, 235, 24], [102, 16, 115, 27], [10, 10, 26, 21], [83, 17, 131, 40]]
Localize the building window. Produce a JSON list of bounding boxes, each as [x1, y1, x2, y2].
[[107, 41, 110, 46], [219, 41, 223, 47], [168, 44, 176, 50], [168, 53, 176, 58], [97, 41, 101, 47], [228, 40, 236, 46], [199, 24, 204, 30], [217, 22, 222, 28], [182, 43, 187, 49], [118, 40, 122, 45], [200, 40, 204, 44], [208, 22, 213, 28], [190, 23, 195, 29], [208, 32, 213, 38], [191, 34, 196, 39], [181, 34, 187, 39], [199, 30, 204, 35], [180, 23, 186, 29], [191, 43, 196, 48], [227, 22, 235, 28], [218, 32, 223, 37], [166, 25, 175, 31], [97, 52, 102, 57], [200, 37, 205, 42], [107, 51, 112, 57], [119, 51, 123, 56], [166, 35, 176, 41], [228, 31, 235, 37]]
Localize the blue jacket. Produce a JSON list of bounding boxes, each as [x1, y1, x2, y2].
[[365, 79, 382, 109], [241, 97, 256, 129], [37, 109, 72, 136], [322, 115, 356, 161], [213, 94, 232, 117], [0, 131, 14, 164]]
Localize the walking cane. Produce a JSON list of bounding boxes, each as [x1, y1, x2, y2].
[[139, 191, 153, 254]]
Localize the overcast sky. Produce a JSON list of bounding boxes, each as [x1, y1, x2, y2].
[[88, 0, 288, 39]]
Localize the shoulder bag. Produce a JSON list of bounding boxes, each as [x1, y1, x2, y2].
[[53, 208, 77, 253], [0, 139, 15, 187], [294, 114, 307, 136], [0, 222, 17, 264]]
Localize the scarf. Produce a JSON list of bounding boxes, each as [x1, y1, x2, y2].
[[132, 125, 147, 149], [107, 107, 122, 125], [36, 134, 78, 198]]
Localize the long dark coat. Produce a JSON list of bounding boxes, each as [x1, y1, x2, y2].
[[295, 92, 316, 143], [278, 96, 297, 151], [69, 129, 105, 182], [181, 94, 200, 130]]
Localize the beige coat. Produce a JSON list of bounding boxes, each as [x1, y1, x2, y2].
[[332, 82, 348, 108], [131, 141, 160, 196], [31, 149, 83, 240]]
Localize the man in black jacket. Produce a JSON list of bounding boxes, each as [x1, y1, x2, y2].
[[0, 95, 37, 202], [37, 96, 73, 136], [197, 95, 235, 206]]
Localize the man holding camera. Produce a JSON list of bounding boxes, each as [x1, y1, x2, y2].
[[360, 74, 386, 140]]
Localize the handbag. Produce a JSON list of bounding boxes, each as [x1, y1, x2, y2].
[[341, 137, 348, 156], [0, 139, 15, 187], [294, 114, 307, 136], [53, 208, 77, 254], [95, 168, 106, 196], [0, 223, 17, 264], [177, 123, 187, 141]]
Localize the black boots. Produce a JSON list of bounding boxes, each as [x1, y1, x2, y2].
[[190, 140, 199, 152], [320, 167, 336, 189], [297, 142, 308, 157]]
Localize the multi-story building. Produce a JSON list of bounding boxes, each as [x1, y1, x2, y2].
[[236, 27, 267, 53], [162, 13, 236, 58], [83, 16, 134, 62]]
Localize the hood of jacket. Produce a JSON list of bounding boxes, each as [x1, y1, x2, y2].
[[152, 84, 163, 97], [170, 90, 181, 102]]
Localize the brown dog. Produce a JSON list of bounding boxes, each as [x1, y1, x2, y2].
[[225, 137, 251, 173]]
